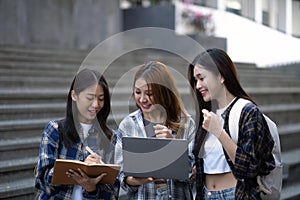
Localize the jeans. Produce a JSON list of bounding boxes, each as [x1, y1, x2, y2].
[[203, 186, 236, 200], [156, 186, 169, 200]]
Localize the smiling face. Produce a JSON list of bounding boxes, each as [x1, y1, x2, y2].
[[71, 83, 104, 124], [193, 64, 224, 102], [134, 78, 155, 120]]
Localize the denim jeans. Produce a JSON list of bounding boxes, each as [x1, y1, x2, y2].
[[203, 186, 236, 200], [156, 186, 169, 200]]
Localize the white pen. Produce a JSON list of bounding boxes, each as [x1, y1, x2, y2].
[[86, 146, 104, 164], [85, 146, 96, 155]]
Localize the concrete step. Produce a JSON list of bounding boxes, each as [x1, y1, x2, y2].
[[10, 46, 296, 87], [0, 156, 37, 183], [0, 103, 65, 121], [0, 60, 78, 72], [0, 138, 40, 162], [240, 77, 300, 87], [279, 123, 300, 152], [0, 88, 68, 104], [0, 118, 52, 140], [0, 67, 77, 78], [0, 45, 86, 64], [0, 177, 35, 200], [0, 76, 73, 88], [0, 115, 124, 140], [260, 104, 300, 126], [282, 148, 300, 187], [0, 102, 129, 121], [246, 87, 300, 106], [281, 181, 300, 200]]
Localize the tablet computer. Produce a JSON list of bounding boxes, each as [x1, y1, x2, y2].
[[122, 136, 189, 180]]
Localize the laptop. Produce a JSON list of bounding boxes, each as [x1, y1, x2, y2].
[[122, 136, 189, 180]]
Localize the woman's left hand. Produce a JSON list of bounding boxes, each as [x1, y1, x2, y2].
[[191, 166, 196, 180], [153, 124, 173, 138], [66, 168, 106, 192]]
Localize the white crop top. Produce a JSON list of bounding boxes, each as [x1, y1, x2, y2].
[[203, 98, 237, 174]]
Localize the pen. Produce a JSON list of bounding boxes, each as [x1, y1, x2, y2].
[[86, 146, 96, 155], [86, 146, 104, 164]]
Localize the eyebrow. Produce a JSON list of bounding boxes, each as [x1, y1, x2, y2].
[[134, 87, 152, 92], [194, 72, 202, 78], [86, 93, 104, 97]]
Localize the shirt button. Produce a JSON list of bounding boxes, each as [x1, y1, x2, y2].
[[207, 192, 212, 196]]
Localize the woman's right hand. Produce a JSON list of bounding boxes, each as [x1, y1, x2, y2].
[[85, 154, 104, 164], [125, 176, 154, 186], [153, 124, 173, 138]]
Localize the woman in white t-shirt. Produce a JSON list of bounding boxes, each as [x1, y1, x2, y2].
[[188, 48, 275, 199], [35, 68, 119, 199]]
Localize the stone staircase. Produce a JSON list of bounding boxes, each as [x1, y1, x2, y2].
[[0, 46, 300, 199]]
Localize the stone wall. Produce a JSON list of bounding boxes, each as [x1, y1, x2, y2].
[[0, 0, 121, 50]]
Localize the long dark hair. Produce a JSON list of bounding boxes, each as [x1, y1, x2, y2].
[[188, 48, 254, 154], [59, 68, 112, 147]]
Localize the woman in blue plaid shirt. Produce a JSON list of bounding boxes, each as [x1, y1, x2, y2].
[[35, 68, 119, 200], [188, 48, 275, 199], [114, 61, 195, 199]]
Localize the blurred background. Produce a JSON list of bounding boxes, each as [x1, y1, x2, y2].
[[0, 0, 300, 199]]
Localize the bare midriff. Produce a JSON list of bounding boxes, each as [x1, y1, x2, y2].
[[205, 172, 237, 190]]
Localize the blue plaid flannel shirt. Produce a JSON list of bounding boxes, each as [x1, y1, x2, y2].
[[114, 110, 195, 200], [35, 120, 120, 200], [226, 102, 275, 199]]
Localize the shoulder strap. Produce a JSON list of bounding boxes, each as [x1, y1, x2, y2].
[[221, 97, 240, 136], [222, 97, 245, 167], [225, 98, 252, 143]]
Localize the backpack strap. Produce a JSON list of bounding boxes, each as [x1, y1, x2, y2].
[[221, 97, 249, 167], [221, 97, 240, 138]]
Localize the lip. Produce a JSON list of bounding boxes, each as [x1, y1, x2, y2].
[[140, 103, 152, 110], [88, 110, 98, 115], [200, 89, 208, 97]]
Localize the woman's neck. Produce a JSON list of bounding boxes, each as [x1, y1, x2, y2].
[[217, 92, 235, 109]]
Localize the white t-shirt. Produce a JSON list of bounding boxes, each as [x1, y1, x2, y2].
[[71, 123, 92, 200], [203, 98, 237, 174], [80, 123, 92, 139]]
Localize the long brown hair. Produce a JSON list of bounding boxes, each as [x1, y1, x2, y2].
[[134, 61, 188, 136]]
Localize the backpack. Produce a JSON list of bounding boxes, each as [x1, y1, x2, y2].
[[228, 98, 283, 200]]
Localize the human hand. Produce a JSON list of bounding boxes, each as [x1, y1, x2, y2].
[[202, 109, 223, 138], [191, 166, 196, 180], [153, 124, 173, 138], [125, 176, 154, 186], [85, 154, 104, 164], [66, 168, 106, 192]]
